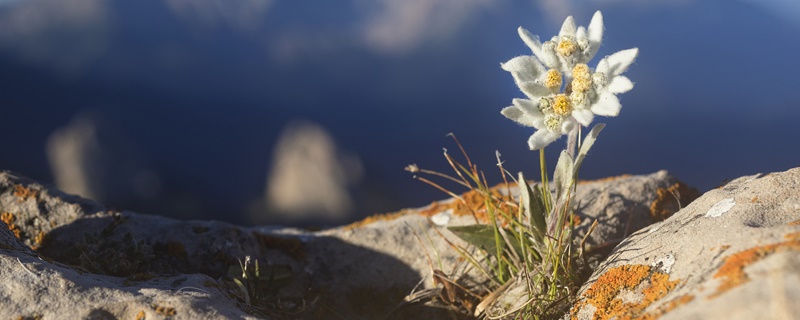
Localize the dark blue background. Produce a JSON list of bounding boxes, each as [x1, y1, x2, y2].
[[1, 0, 798, 225]]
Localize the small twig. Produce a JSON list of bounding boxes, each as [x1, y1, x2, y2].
[[17, 257, 37, 277], [447, 133, 474, 170], [175, 286, 212, 297]]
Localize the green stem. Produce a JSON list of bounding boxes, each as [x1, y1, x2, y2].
[[484, 185, 506, 282], [539, 149, 552, 215]]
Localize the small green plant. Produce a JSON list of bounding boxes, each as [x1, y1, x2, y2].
[[408, 10, 638, 319], [222, 255, 307, 318]]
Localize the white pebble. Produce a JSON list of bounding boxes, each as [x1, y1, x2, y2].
[[430, 210, 452, 226]]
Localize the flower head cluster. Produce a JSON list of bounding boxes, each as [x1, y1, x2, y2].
[[501, 11, 639, 150]]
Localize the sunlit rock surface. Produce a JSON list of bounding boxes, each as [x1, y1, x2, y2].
[[570, 168, 800, 320], [9, 167, 782, 319]]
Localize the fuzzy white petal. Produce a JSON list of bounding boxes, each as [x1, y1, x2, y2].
[[520, 81, 552, 99], [604, 48, 639, 76], [513, 98, 543, 116], [528, 130, 561, 150], [559, 16, 576, 37], [518, 27, 543, 58], [576, 26, 587, 40], [513, 98, 545, 127], [572, 108, 595, 126], [586, 11, 603, 59], [501, 106, 538, 127], [591, 92, 622, 117], [540, 47, 562, 70], [607, 76, 634, 94], [502, 56, 546, 83], [596, 57, 610, 75]]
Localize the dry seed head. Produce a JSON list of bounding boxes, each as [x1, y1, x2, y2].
[[557, 36, 578, 57], [538, 97, 552, 112], [553, 94, 572, 115], [578, 38, 590, 52], [544, 114, 562, 131], [545, 69, 563, 90], [593, 72, 607, 87], [570, 91, 586, 106]]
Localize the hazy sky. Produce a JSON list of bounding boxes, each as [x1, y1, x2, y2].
[[1, 0, 798, 224]]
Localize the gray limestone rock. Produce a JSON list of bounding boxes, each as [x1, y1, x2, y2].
[[570, 167, 800, 320], [0, 169, 691, 319]]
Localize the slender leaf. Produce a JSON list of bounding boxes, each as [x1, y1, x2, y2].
[[448, 224, 528, 260], [448, 224, 500, 254], [518, 172, 546, 242], [552, 150, 574, 203]]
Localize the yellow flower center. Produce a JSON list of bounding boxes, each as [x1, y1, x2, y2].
[[573, 64, 590, 78], [571, 63, 593, 92], [544, 69, 562, 90], [557, 36, 578, 57], [553, 94, 572, 115], [572, 77, 592, 93]]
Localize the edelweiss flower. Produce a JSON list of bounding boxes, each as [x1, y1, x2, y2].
[[501, 98, 576, 150], [502, 10, 638, 150], [518, 11, 604, 75]]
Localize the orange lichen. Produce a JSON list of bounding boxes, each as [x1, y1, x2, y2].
[[13, 185, 37, 202], [750, 197, 759, 203], [1, 212, 22, 239], [418, 186, 516, 224], [342, 210, 411, 230], [347, 175, 642, 229], [649, 182, 699, 221], [253, 232, 306, 261], [787, 219, 800, 226], [708, 235, 800, 299], [135, 310, 146, 320], [31, 231, 46, 250], [571, 213, 582, 227], [152, 304, 176, 316], [571, 264, 680, 320]]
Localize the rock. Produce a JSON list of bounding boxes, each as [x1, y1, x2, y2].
[[570, 168, 800, 319], [0, 169, 688, 319], [46, 112, 161, 208], [259, 119, 364, 224]]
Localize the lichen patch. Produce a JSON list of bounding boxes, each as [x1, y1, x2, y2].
[[649, 182, 699, 221], [708, 234, 800, 299], [1, 212, 22, 239], [571, 264, 680, 320], [417, 186, 516, 224], [13, 184, 38, 202]]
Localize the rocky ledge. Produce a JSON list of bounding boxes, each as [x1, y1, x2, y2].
[[0, 168, 795, 319]]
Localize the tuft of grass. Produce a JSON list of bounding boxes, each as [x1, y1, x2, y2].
[[407, 128, 604, 319], [219, 255, 309, 319]]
